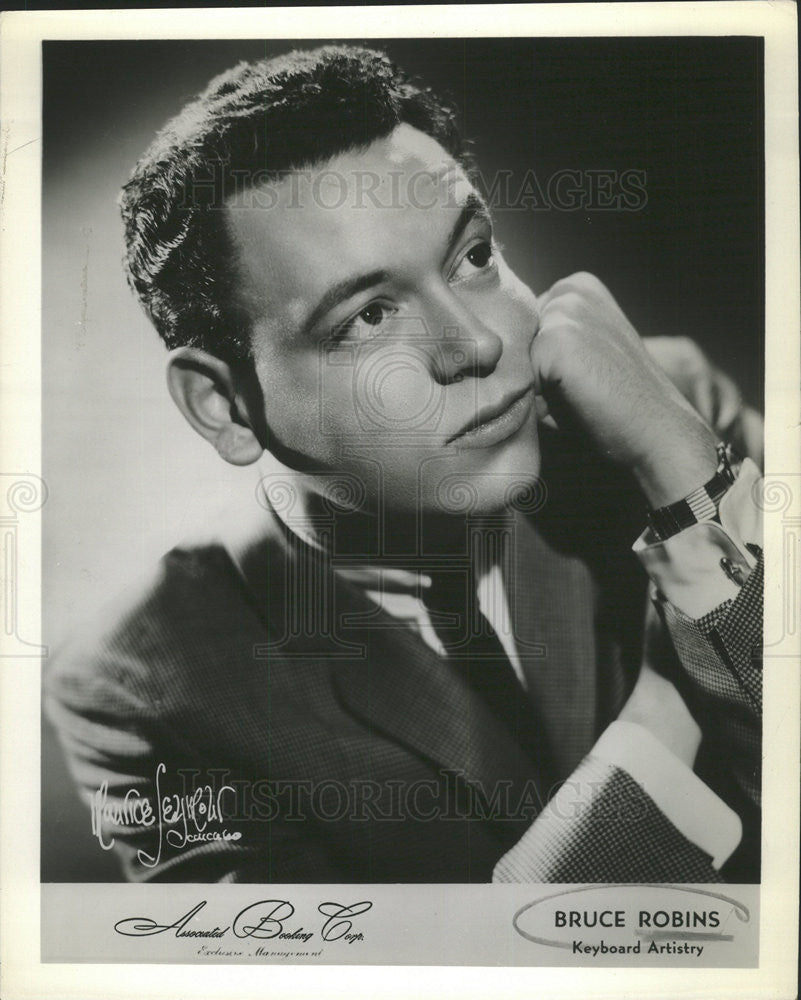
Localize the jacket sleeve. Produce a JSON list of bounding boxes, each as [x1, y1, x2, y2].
[[652, 553, 763, 807], [633, 451, 763, 808], [492, 580, 759, 884], [493, 754, 725, 882], [43, 639, 351, 884], [493, 561, 762, 885], [633, 350, 763, 808]]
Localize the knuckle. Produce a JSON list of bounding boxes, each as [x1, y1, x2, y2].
[[559, 290, 582, 310], [571, 270, 604, 291]]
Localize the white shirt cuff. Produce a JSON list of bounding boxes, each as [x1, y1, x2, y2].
[[633, 457, 763, 618], [593, 720, 742, 869]]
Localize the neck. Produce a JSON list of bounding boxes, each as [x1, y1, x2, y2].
[[258, 457, 513, 570]]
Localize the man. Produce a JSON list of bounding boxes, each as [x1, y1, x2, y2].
[[45, 45, 763, 883]]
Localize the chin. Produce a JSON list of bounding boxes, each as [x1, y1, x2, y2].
[[472, 466, 545, 517], [416, 444, 542, 519], [472, 425, 542, 501], [374, 416, 542, 517]]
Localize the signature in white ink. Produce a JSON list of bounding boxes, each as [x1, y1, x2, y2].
[[89, 762, 240, 868]]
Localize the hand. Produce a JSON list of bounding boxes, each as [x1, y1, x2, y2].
[[531, 272, 719, 507], [641, 336, 741, 430], [618, 663, 702, 768], [643, 335, 764, 469]]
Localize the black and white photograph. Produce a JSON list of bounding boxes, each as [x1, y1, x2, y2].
[[1, 3, 799, 995]]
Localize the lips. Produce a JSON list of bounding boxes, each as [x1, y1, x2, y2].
[[447, 383, 534, 447]]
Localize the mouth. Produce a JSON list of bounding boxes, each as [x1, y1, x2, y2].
[[447, 384, 534, 449]]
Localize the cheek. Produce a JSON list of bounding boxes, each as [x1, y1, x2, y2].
[[253, 346, 324, 456], [256, 343, 443, 459], [346, 344, 442, 432], [497, 263, 540, 333], [318, 343, 442, 436]]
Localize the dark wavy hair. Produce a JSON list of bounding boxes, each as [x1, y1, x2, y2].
[[119, 45, 465, 362]]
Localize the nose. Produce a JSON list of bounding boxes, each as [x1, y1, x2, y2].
[[425, 293, 504, 386]]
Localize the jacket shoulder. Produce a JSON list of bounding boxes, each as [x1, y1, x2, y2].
[[44, 516, 286, 715]]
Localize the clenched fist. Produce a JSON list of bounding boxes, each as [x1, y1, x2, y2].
[[531, 272, 720, 508]]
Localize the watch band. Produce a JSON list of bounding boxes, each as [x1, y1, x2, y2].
[[647, 442, 739, 541]]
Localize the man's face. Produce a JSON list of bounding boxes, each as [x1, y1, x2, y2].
[[227, 123, 542, 516]]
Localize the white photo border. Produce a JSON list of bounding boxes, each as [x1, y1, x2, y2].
[[1, 4, 798, 998]]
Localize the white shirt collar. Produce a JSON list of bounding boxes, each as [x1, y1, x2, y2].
[[256, 456, 526, 685]]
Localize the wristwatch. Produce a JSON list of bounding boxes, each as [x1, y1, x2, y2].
[[647, 442, 740, 541]]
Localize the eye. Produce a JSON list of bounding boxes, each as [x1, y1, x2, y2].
[[359, 303, 388, 327], [333, 301, 396, 341], [450, 239, 497, 283]]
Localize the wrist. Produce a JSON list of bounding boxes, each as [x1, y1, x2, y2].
[[632, 429, 719, 509]]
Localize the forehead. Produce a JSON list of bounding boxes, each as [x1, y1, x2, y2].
[[224, 124, 476, 328]]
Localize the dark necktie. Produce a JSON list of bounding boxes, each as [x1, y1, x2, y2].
[[421, 569, 551, 769]]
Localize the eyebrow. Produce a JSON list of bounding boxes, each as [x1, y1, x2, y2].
[[300, 269, 390, 337], [299, 190, 492, 338], [444, 191, 492, 261]]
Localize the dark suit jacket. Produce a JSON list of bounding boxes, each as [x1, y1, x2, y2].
[[44, 431, 762, 884]]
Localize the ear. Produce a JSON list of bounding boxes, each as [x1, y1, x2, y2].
[[166, 347, 264, 466]]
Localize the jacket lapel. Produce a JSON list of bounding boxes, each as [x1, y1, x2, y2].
[[506, 511, 601, 781], [330, 573, 549, 811], [232, 500, 567, 815]]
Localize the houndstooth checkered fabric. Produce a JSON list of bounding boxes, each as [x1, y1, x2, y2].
[[657, 552, 762, 806], [493, 755, 724, 883]]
